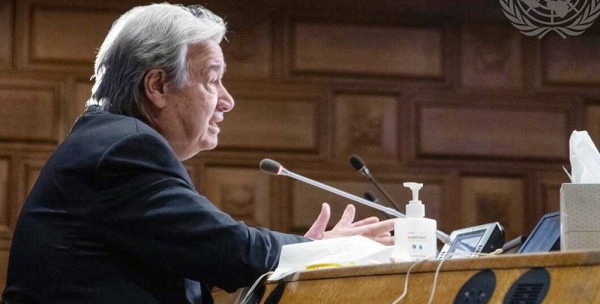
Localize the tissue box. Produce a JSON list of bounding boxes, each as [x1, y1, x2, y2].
[[560, 183, 600, 251]]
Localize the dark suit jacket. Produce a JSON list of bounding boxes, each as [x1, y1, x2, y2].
[[3, 107, 308, 303]]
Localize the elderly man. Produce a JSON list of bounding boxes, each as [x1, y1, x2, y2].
[[3, 3, 394, 303]]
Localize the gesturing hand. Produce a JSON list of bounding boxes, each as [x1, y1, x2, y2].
[[304, 203, 395, 245]]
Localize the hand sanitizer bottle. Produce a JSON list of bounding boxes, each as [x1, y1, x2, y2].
[[395, 182, 437, 261]]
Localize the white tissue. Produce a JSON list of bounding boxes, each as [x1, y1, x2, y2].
[[269, 236, 411, 281], [569, 131, 600, 183]]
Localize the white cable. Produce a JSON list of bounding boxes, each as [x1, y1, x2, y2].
[[426, 249, 504, 303], [394, 248, 504, 304], [427, 255, 450, 304], [391, 257, 435, 304], [240, 271, 273, 304]]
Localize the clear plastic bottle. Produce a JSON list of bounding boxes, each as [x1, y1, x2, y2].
[[394, 182, 437, 260]]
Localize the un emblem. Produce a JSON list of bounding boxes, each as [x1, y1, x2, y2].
[[501, 0, 600, 38]]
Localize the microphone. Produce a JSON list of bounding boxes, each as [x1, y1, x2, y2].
[[364, 191, 392, 220], [259, 158, 404, 218], [260, 158, 450, 244], [349, 154, 404, 213], [363, 191, 379, 205]]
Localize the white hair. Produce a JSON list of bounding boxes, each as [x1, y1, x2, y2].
[[90, 3, 226, 120]]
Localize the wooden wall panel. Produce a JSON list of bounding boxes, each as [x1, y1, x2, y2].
[[15, 158, 46, 227], [460, 25, 522, 88], [460, 176, 525, 240], [222, 21, 272, 79], [292, 22, 443, 78], [0, 85, 59, 142], [218, 87, 321, 152], [0, 159, 9, 236], [0, 247, 8, 293], [334, 94, 399, 161], [586, 104, 600, 145], [535, 171, 568, 216], [73, 80, 91, 119], [18, 2, 122, 71], [417, 96, 571, 160], [0, 1, 12, 69], [202, 167, 272, 227], [544, 35, 600, 85]]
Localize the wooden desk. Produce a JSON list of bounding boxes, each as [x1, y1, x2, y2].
[[213, 251, 600, 303]]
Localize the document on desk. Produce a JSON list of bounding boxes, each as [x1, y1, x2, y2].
[[269, 236, 411, 281]]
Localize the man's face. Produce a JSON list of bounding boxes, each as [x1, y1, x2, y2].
[[158, 40, 234, 160]]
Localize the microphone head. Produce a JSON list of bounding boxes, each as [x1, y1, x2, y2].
[[259, 158, 283, 175], [364, 191, 378, 202], [349, 154, 366, 171]]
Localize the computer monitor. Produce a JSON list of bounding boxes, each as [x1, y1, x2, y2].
[[518, 211, 560, 254]]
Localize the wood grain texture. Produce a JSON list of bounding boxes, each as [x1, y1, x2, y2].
[[415, 94, 572, 161], [460, 25, 522, 88], [0, 85, 59, 142], [460, 176, 525, 240], [333, 93, 399, 161], [586, 104, 600, 146], [218, 84, 323, 152], [29, 6, 120, 63], [221, 21, 272, 79], [292, 22, 443, 78], [544, 35, 600, 85], [0, 1, 12, 68], [213, 251, 600, 303], [0, 159, 9, 236], [202, 167, 272, 227]]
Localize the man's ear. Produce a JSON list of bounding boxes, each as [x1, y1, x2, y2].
[[143, 69, 167, 109]]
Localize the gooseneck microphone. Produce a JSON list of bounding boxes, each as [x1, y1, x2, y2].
[[259, 158, 404, 218], [364, 191, 392, 220], [349, 154, 404, 213], [260, 158, 450, 244]]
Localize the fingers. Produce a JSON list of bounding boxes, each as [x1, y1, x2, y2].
[[371, 235, 395, 246], [354, 219, 395, 238], [304, 203, 331, 240], [349, 216, 379, 228], [332, 204, 356, 230]]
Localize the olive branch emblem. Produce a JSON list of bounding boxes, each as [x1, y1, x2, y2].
[[500, 0, 600, 38]]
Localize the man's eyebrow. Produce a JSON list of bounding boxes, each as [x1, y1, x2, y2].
[[205, 62, 226, 75]]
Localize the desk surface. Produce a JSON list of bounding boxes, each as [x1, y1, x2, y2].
[[214, 250, 600, 303]]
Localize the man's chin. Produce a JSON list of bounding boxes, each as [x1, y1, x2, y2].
[[198, 139, 218, 152]]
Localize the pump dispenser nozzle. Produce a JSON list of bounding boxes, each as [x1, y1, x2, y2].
[[403, 182, 425, 218]]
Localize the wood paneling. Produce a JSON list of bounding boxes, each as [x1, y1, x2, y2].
[[460, 25, 522, 88], [203, 167, 272, 227], [417, 95, 571, 161], [0, 85, 59, 142], [535, 171, 568, 216], [15, 157, 46, 228], [0, 159, 10, 236], [544, 35, 600, 85], [215, 251, 600, 304], [18, 2, 122, 70], [73, 80, 92, 119], [0, 1, 12, 69], [218, 86, 322, 152], [334, 93, 399, 161], [292, 22, 443, 78], [222, 21, 272, 79], [460, 176, 525, 240], [586, 104, 600, 145]]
